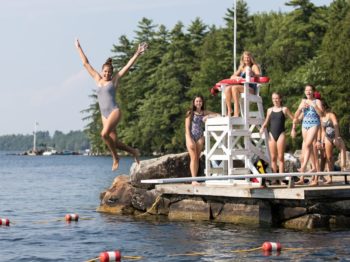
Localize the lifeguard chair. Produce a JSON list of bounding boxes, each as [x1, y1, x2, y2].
[[205, 76, 270, 186]]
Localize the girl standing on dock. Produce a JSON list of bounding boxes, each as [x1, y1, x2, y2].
[[260, 92, 295, 176], [321, 100, 348, 184], [185, 95, 219, 185], [293, 84, 324, 185], [75, 39, 147, 171]]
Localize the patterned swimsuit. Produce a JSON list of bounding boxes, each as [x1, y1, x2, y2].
[[322, 119, 336, 141], [302, 100, 320, 130], [190, 113, 204, 142]]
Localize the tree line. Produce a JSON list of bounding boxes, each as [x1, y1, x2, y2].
[[82, 0, 350, 155], [0, 130, 90, 152]]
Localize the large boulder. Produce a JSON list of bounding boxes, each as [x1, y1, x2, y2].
[[130, 152, 204, 190], [97, 175, 136, 214]]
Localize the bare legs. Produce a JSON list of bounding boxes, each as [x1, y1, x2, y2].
[[186, 137, 204, 186], [324, 137, 347, 183], [296, 126, 319, 185], [101, 109, 140, 171], [224, 85, 254, 117], [268, 132, 286, 184]]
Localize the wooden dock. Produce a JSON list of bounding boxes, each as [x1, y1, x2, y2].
[[156, 182, 350, 200]]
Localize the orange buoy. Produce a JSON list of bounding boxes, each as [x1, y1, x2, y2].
[[0, 218, 10, 226], [99, 251, 121, 262], [65, 214, 79, 222], [262, 242, 282, 252]]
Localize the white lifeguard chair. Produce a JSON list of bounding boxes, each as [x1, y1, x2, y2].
[[204, 78, 270, 186]]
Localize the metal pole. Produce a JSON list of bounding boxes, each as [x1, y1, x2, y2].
[[33, 122, 38, 152], [141, 171, 350, 184], [233, 0, 237, 71]]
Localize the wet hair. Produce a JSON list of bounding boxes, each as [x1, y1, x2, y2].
[[186, 95, 205, 119], [239, 51, 257, 68], [102, 58, 114, 71]]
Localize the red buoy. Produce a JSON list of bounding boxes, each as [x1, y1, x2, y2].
[[262, 242, 282, 251], [65, 214, 79, 222], [0, 218, 10, 226], [99, 251, 121, 262]]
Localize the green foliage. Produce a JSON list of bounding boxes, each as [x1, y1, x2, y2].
[[82, 0, 350, 155]]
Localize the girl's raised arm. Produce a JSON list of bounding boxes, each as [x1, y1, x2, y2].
[[113, 42, 148, 84], [75, 39, 101, 83]]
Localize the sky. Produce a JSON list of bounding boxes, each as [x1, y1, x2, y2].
[[0, 0, 333, 136]]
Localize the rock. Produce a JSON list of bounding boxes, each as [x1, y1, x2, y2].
[[284, 153, 300, 172], [329, 215, 350, 228], [147, 196, 171, 216], [131, 188, 160, 212], [168, 198, 210, 221], [335, 151, 350, 169], [97, 175, 135, 214], [130, 152, 204, 190], [209, 201, 224, 219], [283, 214, 329, 230], [214, 201, 271, 226], [308, 200, 350, 216], [278, 207, 307, 221]]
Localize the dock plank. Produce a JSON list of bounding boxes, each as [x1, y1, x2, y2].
[[155, 183, 350, 200]]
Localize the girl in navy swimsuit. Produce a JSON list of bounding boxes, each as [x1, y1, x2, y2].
[[75, 39, 147, 171], [185, 96, 219, 185], [260, 93, 294, 176]]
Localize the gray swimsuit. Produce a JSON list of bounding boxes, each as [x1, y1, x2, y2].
[[97, 81, 119, 118]]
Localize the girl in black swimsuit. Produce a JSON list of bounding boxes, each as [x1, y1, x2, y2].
[[260, 93, 295, 175]]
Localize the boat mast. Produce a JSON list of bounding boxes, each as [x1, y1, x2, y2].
[[33, 122, 38, 152]]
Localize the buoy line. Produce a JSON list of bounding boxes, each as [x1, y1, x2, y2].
[[2, 214, 95, 225]]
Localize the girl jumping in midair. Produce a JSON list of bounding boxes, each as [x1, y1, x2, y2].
[[75, 39, 147, 171]]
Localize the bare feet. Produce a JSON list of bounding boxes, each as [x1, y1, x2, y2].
[[310, 180, 318, 186], [133, 149, 140, 165], [323, 175, 332, 185], [192, 181, 201, 186], [295, 179, 305, 185], [295, 174, 306, 185], [112, 157, 119, 171], [324, 180, 332, 185]]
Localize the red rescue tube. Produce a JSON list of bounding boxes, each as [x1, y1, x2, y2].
[[262, 242, 282, 251], [0, 218, 10, 226], [65, 214, 79, 222], [100, 250, 121, 262], [210, 76, 270, 95], [217, 77, 270, 85]]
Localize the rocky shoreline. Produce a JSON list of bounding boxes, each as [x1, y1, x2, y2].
[[97, 152, 350, 230]]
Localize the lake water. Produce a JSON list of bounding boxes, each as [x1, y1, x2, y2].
[[1, 152, 350, 261]]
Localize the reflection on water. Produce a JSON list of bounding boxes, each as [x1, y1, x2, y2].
[[0, 152, 350, 261]]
